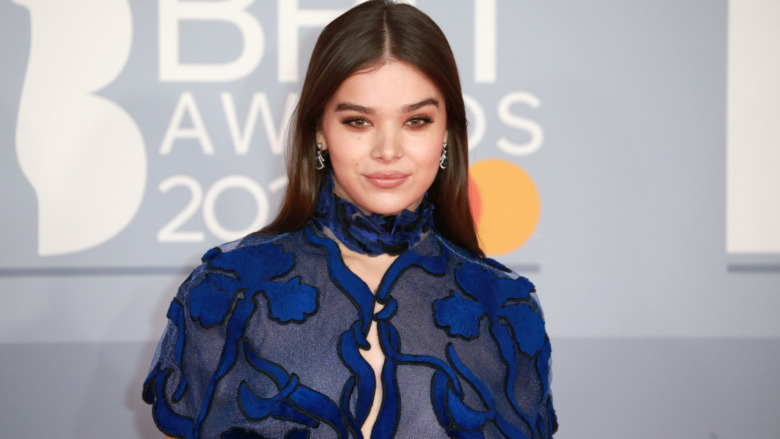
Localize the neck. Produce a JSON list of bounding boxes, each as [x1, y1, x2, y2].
[[311, 174, 434, 256]]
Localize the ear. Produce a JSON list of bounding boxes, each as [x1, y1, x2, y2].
[[442, 130, 449, 145], [316, 130, 327, 151]]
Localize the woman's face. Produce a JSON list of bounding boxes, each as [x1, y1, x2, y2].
[[317, 60, 448, 216]]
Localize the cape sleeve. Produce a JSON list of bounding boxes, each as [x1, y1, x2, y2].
[[496, 262, 558, 436], [142, 239, 324, 438], [497, 273, 558, 438], [489, 284, 558, 438], [520, 290, 558, 437], [436, 256, 559, 437], [142, 249, 229, 437]]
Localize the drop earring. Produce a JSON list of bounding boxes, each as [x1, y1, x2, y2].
[[439, 142, 448, 169], [315, 143, 327, 170]]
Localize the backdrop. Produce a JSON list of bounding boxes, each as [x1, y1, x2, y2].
[[1, 0, 779, 437]]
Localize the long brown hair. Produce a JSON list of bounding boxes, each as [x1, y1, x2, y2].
[[260, 0, 482, 257]]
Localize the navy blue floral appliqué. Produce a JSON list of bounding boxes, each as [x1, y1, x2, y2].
[[144, 229, 556, 438], [190, 243, 318, 326], [430, 261, 552, 438], [144, 242, 322, 439], [434, 263, 545, 355]]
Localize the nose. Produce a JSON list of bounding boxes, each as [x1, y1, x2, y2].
[[371, 128, 402, 161]]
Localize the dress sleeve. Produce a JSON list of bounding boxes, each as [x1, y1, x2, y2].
[[143, 240, 325, 438], [523, 292, 558, 437], [142, 258, 225, 437], [434, 258, 558, 437], [506, 287, 558, 438]]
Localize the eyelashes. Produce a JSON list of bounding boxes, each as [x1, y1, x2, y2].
[[406, 115, 433, 128], [341, 116, 370, 128], [340, 115, 434, 128]]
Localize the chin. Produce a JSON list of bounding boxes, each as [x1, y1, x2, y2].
[[363, 206, 401, 216], [370, 202, 419, 216]]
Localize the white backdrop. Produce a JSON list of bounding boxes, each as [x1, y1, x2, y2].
[[1, 0, 779, 437]]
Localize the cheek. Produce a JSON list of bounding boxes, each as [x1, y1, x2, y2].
[[419, 142, 444, 167], [323, 133, 353, 164], [327, 144, 363, 180], [330, 148, 360, 168]]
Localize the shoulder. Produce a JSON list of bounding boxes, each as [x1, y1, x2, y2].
[[431, 231, 542, 317], [430, 232, 548, 352], [178, 230, 302, 298], [433, 232, 523, 282], [213, 229, 295, 255], [175, 229, 311, 327], [199, 229, 301, 269]]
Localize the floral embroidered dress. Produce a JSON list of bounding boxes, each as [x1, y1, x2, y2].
[[143, 184, 557, 439]]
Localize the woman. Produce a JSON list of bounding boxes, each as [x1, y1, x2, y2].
[[143, 1, 557, 438]]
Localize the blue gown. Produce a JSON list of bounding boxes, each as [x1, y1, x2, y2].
[[143, 224, 557, 438]]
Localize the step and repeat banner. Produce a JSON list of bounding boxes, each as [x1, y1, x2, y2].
[[1, 0, 778, 437]]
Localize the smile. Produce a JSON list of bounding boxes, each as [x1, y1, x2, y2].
[[365, 172, 409, 189]]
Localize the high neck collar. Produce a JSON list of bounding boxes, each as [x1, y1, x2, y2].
[[311, 174, 434, 256]]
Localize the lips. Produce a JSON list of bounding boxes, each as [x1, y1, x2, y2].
[[365, 172, 409, 189]]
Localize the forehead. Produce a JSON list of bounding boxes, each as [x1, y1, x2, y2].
[[328, 61, 444, 110]]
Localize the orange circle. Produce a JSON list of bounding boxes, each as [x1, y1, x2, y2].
[[469, 159, 540, 255], [468, 175, 482, 226]]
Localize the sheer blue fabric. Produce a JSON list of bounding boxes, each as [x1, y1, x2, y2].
[[143, 225, 557, 438], [310, 173, 435, 256]]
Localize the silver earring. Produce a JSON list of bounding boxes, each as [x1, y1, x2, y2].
[[315, 143, 326, 170], [439, 142, 448, 169]]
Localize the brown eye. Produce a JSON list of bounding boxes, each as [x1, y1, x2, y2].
[[406, 116, 432, 128], [343, 117, 370, 128]]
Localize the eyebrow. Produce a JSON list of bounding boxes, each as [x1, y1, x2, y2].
[[334, 98, 440, 115], [335, 102, 375, 114], [402, 98, 440, 113]]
